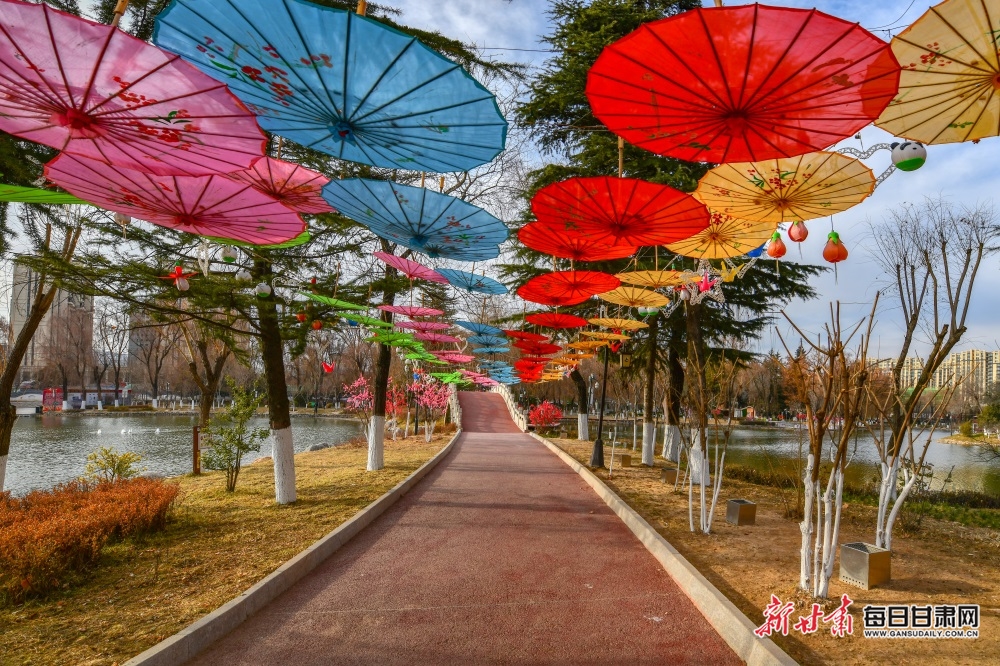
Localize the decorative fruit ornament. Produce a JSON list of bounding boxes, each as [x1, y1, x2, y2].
[[766, 231, 786, 258], [312, 320, 323, 330], [788, 221, 808, 243], [296, 311, 308, 323], [890, 141, 926, 172], [823, 231, 849, 263]]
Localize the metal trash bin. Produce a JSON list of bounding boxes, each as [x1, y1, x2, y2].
[[840, 542, 891, 590], [726, 499, 756, 526]]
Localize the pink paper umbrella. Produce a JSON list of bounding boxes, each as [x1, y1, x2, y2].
[[414, 332, 462, 344], [397, 320, 451, 332], [228, 157, 333, 214], [45, 154, 305, 245], [433, 351, 475, 363], [373, 251, 448, 284], [378, 305, 444, 318], [0, 0, 265, 176]]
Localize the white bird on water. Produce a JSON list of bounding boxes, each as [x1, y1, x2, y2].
[[155, 428, 160, 434], [127, 429, 132, 435], [121, 428, 126, 435], [96, 429, 101, 435]]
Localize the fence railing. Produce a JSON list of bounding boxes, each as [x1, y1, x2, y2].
[[491, 384, 528, 431]]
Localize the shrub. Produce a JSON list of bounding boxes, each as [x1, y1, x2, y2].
[[202, 383, 269, 492], [529, 401, 563, 432], [959, 421, 973, 437], [83, 446, 144, 482], [0, 478, 178, 605]]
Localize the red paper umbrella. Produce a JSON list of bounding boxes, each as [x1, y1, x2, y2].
[[516, 271, 621, 307], [518, 221, 637, 261], [228, 157, 333, 214], [322, 362, 335, 373], [503, 330, 549, 342], [531, 177, 709, 246], [515, 342, 562, 356], [45, 154, 305, 245], [378, 305, 444, 317], [373, 252, 448, 284], [0, 0, 265, 176], [514, 359, 547, 371], [586, 4, 900, 164], [414, 332, 461, 344], [396, 320, 451, 332], [524, 312, 589, 329]]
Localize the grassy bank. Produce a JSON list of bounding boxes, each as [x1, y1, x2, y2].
[[549, 438, 1000, 666], [0, 431, 451, 666]]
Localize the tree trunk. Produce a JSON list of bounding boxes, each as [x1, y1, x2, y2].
[[256, 259, 295, 504], [368, 341, 391, 471], [685, 303, 708, 487], [570, 367, 588, 441], [642, 313, 659, 466], [662, 334, 684, 462]]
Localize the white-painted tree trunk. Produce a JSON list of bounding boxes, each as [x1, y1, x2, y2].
[[62, 400, 70, 411], [424, 419, 434, 443], [96, 401, 102, 411], [404, 410, 411, 439], [662, 425, 681, 462], [641, 422, 655, 466], [367, 415, 385, 471], [689, 429, 708, 486], [271, 426, 296, 504], [800, 453, 816, 592], [152, 398, 158, 409], [577, 412, 589, 441], [114, 399, 119, 407], [0, 454, 7, 493], [880, 471, 917, 551]]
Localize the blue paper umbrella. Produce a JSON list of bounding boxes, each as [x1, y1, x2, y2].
[[456, 320, 504, 336], [437, 269, 507, 295], [467, 335, 508, 347], [324, 179, 508, 260], [472, 346, 510, 355], [153, 0, 507, 173]]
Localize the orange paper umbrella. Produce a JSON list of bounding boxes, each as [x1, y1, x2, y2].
[[566, 340, 609, 351], [531, 177, 709, 246], [516, 270, 621, 307], [666, 213, 775, 260], [598, 286, 669, 308], [518, 221, 637, 262], [694, 151, 875, 223], [588, 317, 648, 331], [525, 312, 590, 329], [581, 330, 631, 341]]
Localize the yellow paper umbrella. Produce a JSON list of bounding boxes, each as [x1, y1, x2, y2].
[[555, 352, 596, 361], [666, 213, 775, 260], [566, 340, 608, 351], [598, 286, 669, 308], [588, 317, 648, 330], [616, 269, 696, 289], [581, 330, 631, 341], [877, 0, 1000, 144], [694, 151, 875, 224]]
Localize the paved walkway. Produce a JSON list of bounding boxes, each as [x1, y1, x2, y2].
[[187, 392, 739, 665]]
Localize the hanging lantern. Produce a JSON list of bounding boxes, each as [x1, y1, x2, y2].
[[296, 311, 308, 323], [890, 141, 927, 172], [823, 231, 849, 263], [221, 246, 239, 263], [256, 282, 272, 298], [766, 231, 787, 258], [160, 263, 196, 291], [679, 287, 691, 302], [620, 353, 632, 368], [312, 320, 323, 330], [235, 268, 252, 281], [788, 221, 808, 243]]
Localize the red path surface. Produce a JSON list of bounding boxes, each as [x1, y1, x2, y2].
[[186, 392, 740, 665]]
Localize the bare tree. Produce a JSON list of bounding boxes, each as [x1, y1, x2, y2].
[[868, 198, 1000, 550], [130, 315, 181, 406], [94, 298, 130, 407]]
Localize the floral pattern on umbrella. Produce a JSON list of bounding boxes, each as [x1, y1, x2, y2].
[[586, 4, 900, 163], [373, 251, 448, 283], [228, 157, 333, 214], [666, 213, 776, 260], [0, 0, 265, 176], [45, 154, 306, 245], [153, 0, 506, 172]]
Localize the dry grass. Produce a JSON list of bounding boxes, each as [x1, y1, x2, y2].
[[0, 433, 449, 666], [551, 438, 1000, 666]]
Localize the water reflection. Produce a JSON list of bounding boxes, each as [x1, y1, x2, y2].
[[4, 414, 364, 496]]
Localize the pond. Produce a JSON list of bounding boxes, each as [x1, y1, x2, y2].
[[592, 421, 1000, 496], [3, 413, 364, 496]]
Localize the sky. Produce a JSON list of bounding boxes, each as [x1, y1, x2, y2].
[[386, 0, 1000, 359]]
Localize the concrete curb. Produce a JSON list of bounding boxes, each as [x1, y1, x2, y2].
[[125, 431, 463, 666], [529, 433, 797, 666]]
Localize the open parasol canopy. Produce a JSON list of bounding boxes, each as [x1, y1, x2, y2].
[[432, 351, 475, 364], [472, 346, 509, 355], [380, 305, 444, 317], [323, 179, 507, 261], [456, 321, 503, 336], [616, 270, 694, 289], [581, 330, 631, 342], [414, 332, 461, 344], [598, 286, 669, 309], [524, 312, 589, 329], [305, 292, 367, 311], [46, 154, 305, 245], [373, 251, 448, 283], [518, 221, 637, 262], [517, 271, 621, 307], [666, 213, 776, 260], [228, 157, 333, 214], [0, 0, 265, 176], [436, 269, 507, 295], [342, 313, 393, 329], [531, 177, 709, 246], [0, 184, 83, 204], [503, 330, 549, 343], [467, 335, 508, 347], [586, 4, 900, 164], [876, 0, 1000, 144], [566, 340, 608, 351], [396, 320, 451, 333], [589, 317, 648, 331], [514, 341, 562, 356], [154, 0, 506, 173], [694, 151, 875, 223]]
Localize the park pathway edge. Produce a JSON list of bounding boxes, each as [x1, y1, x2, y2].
[[124, 430, 462, 666], [530, 433, 797, 666]]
